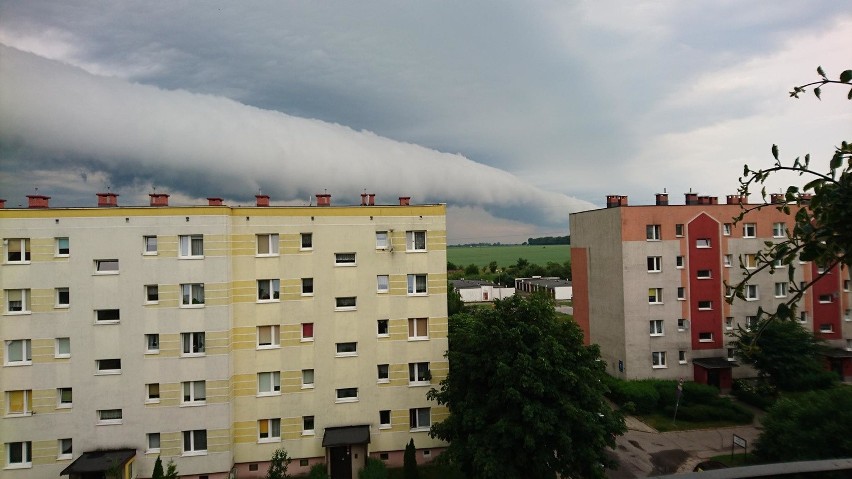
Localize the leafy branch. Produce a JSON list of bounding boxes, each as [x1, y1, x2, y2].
[[789, 65, 852, 100]]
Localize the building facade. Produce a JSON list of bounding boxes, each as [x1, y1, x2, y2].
[[450, 279, 514, 303], [1, 193, 449, 479], [514, 277, 572, 301], [570, 193, 852, 389]]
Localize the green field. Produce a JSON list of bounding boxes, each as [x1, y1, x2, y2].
[[447, 244, 571, 268]]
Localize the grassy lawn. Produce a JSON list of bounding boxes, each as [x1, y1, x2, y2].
[[639, 413, 753, 432], [448, 244, 570, 268]]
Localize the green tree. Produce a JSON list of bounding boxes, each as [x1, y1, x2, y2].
[[447, 261, 458, 271], [152, 456, 164, 479], [464, 263, 480, 276], [488, 260, 498, 273], [755, 387, 852, 462], [447, 282, 465, 317], [428, 294, 625, 479], [164, 459, 178, 479], [734, 318, 836, 391], [403, 439, 419, 479], [267, 448, 292, 479], [732, 66, 852, 323]]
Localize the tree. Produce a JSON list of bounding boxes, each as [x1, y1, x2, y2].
[[734, 318, 836, 391], [164, 459, 178, 479], [755, 387, 852, 462], [267, 448, 292, 479], [488, 260, 498, 273], [403, 439, 419, 479], [447, 282, 465, 317], [464, 263, 480, 276], [732, 66, 852, 324], [152, 456, 164, 479], [427, 294, 625, 479]]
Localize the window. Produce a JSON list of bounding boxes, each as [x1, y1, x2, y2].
[[181, 283, 205, 306], [145, 334, 160, 353], [336, 387, 358, 402], [773, 222, 786, 238], [257, 325, 280, 348], [302, 369, 314, 389], [5, 289, 30, 313], [6, 441, 32, 468], [677, 318, 688, 331], [652, 352, 667, 368], [257, 279, 280, 301], [182, 381, 206, 405], [147, 383, 160, 402], [147, 433, 161, 453], [744, 254, 757, 269], [409, 362, 431, 385], [256, 234, 279, 256], [698, 332, 714, 342], [677, 287, 686, 300], [5, 390, 32, 416], [56, 288, 70, 307], [301, 323, 314, 341], [181, 332, 205, 356], [725, 317, 734, 330], [645, 224, 661, 241], [678, 351, 687, 364], [698, 300, 712, 310], [183, 430, 207, 454], [259, 418, 281, 442], [58, 388, 72, 408], [336, 342, 357, 357], [5, 238, 30, 263], [697, 269, 712, 279], [774, 258, 784, 268], [799, 311, 809, 323], [407, 274, 427, 295], [406, 231, 427, 251], [696, 238, 711, 248], [377, 275, 389, 293], [648, 288, 662, 304], [727, 348, 736, 361], [377, 319, 389, 337], [97, 409, 123, 425], [745, 316, 757, 331], [303, 416, 315, 435], [55, 337, 71, 358], [95, 309, 120, 323], [845, 309, 851, 321], [820, 324, 834, 333], [724, 254, 733, 267], [143, 236, 157, 254], [410, 408, 431, 430], [58, 438, 72, 459], [5, 340, 31, 365], [145, 285, 159, 303], [379, 410, 391, 429], [723, 223, 732, 236], [376, 231, 389, 249], [647, 256, 662, 272], [743, 223, 756, 238], [96, 358, 121, 374], [649, 320, 664, 336], [774, 282, 788, 297], [675, 224, 684, 237], [258, 372, 281, 395], [844, 280, 850, 292], [300, 233, 313, 249], [302, 278, 314, 295], [408, 318, 428, 340], [56, 237, 70, 256], [335, 253, 356, 265], [725, 285, 734, 298], [95, 259, 119, 273], [335, 297, 357, 310], [377, 364, 389, 383], [745, 284, 759, 300], [676, 256, 684, 268], [819, 294, 834, 304], [179, 235, 204, 258]]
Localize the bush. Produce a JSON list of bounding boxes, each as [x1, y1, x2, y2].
[[307, 464, 329, 479], [359, 458, 388, 479], [732, 379, 776, 410], [608, 379, 659, 414]]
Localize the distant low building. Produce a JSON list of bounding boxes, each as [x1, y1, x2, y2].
[[515, 277, 573, 300], [451, 279, 515, 303]]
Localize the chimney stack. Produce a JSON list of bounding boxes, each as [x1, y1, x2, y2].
[[798, 193, 813, 204], [399, 196, 411, 206], [684, 193, 698, 205], [770, 193, 784, 204], [255, 195, 270, 207], [726, 195, 747, 205], [316, 194, 331, 207], [605, 195, 628, 208], [97, 192, 119, 207], [655, 193, 669, 206], [368, 194, 375, 206], [27, 195, 50, 209], [361, 193, 368, 206], [149, 193, 169, 207], [207, 197, 224, 206], [0, 199, 5, 209]]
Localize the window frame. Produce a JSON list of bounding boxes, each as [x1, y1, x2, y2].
[[678, 350, 687, 364], [257, 371, 281, 396], [95, 309, 120, 324], [5, 389, 32, 416], [376, 231, 389, 250], [723, 254, 733, 268], [55, 337, 71, 358], [95, 358, 122, 375], [335, 252, 356, 266], [409, 362, 431, 386], [143, 235, 158, 255], [697, 269, 712, 279], [258, 418, 282, 443], [645, 224, 661, 241], [722, 223, 732, 236], [696, 238, 711, 248], [57, 387, 72, 408], [406, 231, 427, 251], [178, 234, 204, 259], [301, 323, 314, 342], [745, 316, 757, 331], [377, 319, 389, 337], [407, 274, 428, 295], [677, 287, 686, 300], [335, 342, 358, 357], [182, 429, 208, 456], [94, 259, 119, 274], [56, 287, 70, 308], [147, 433, 161, 454], [145, 334, 160, 354], [743, 223, 757, 238], [410, 407, 431, 431], [256, 279, 280, 302], [5, 289, 31, 314], [300, 233, 313, 250], [725, 317, 734, 331], [335, 387, 359, 403], [377, 364, 390, 383], [675, 256, 685, 269], [677, 318, 688, 331], [647, 256, 662, 273], [180, 283, 205, 307], [5, 441, 32, 469], [744, 284, 759, 301], [774, 282, 788, 298], [772, 222, 786, 238], [5, 339, 32, 366], [301, 369, 314, 389], [145, 285, 159, 304], [649, 320, 664, 336], [146, 383, 160, 403], [697, 300, 712, 310], [335, 296, 357, 311], [56, 237, 70, 257], [651, 351, 667, 368], [181, 380, 207, 406], [377, 275, 389, 293], [5, 238, 31, 264], [379, 410, 392, 429], [648, 288, 663, 304], [301, 277, 314, 296], [408, 318, 429, 340], [257, 325, 280, 349], [698, 332, 714, 343], [303, 416, 315, 436], [58, 438, 73, 460], [180, 332, 206, 357], [97, 408, 123, 425], [256, 234, 280, 256], [675, 224, 684, 237]]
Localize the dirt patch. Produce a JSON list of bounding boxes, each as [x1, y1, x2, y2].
[[650, 449, 691, 475], [628, 440, 644, 451]]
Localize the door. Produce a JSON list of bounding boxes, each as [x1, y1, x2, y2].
[[707, 369, 720, 389], [330, 446, 352, 479]]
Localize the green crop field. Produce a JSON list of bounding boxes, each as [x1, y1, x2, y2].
[[447, 244, 570, 268]]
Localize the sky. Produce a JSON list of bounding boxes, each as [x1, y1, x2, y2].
[[0, 1, 850, 244]]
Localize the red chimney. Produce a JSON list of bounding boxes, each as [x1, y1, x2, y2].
[[255, 195, 270, 207], [798, 193, 813, 204], [770, 193, 784, 204], [726, 195, 747, 205], [207, 197, 224, 206], [361, 193, 368, 206], [655, 193, 669, 206], [684, 193, 698, 205], [97, 192, 119, 207], [0, 199, 5, 209], [368, 194, 375, 206], [606, 195, 628, 208], [399, 197, 411, 206], [27, 195, 50, 208], [149, 193, 169, 207], [316, 194, 331, 207]]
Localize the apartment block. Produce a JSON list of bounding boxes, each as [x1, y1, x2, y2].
[[570, 193, 852, 389], [0, 192, 449, 479]]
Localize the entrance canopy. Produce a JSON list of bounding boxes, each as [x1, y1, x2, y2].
[[322, 425, 371, 448], [692, 357, 738, 369], [60, 449, 135, 477]]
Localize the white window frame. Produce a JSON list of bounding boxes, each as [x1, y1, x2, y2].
[[143, 235, 158, 255], [376, 231, 389, 250], [181, 332, 205, 357], [145, 285, 159, 304], [182, 430, 208, 456], [725, 285, 734, 298], [94, 259, 119, 274], [675, 224, 684, 237], [57, 388, 72, 408], [645, 224, 661, 241], [407, 274, 428, 295], [678, 350, 687, 364], [377, 275, 389, 293], [819, 294, 834, 304], [649, 320, 664, 336], [58, 438, 72, 460], [725, 317, 734, 330], [179, 235, 204, 258], [302, 369, 314, 389], [727, 348, 736, 361], [723, 254, 732, 268], [180, 283, 205, 307], [147, 433, 161, 454], [698, 300, 712, 310], [301, 323, 314, 342], [677, 287, 686, 300], [181, 380, 206, 406], [844, 309, 851, 322], [745, 284, 759, 301], [677, 318, 688, 331], [335, 387, 359, 403], [55, 337, 71, 358], [97, 408, 123, 425], [146, 383, 160, 403], [95, 309, 120, 324], [774, 282, 788, 298], [410, 407, 431, 431], [744, 254, 757, 269], [698, 332, 714, 343], [676, 256, 685, 269], [844, 280, 850, 292], [697, 269, 712, 279], [408, 318, 429, 340], [257, 279, 280, 302], [377, 364, 390, 383], [820, 323, 834, 333], [773, 222, 786, 238], [5, 238, 31, 264], [799, 311, 809, 323], [145, 334, 160, 354], [379, 410, 392, 429], [303, 416, 315, 436], [377, 319, 389, 337], [335, 342, 358, 357], [95, 358, 121, 375], [696, 238, 711, 248], [5, 289, 31, 314], [5, 339, 32, 366], [5, 390, 32, 416], [301, 277, 314, 296], [647, 256, 662, 273], [745, 316, 757, 331], [5, 441, 32, 469], [335, 252, 356, 266], [55, 287, 70, 308], [406, 231, 427, 251], [723, 223, 732, 236], [258, 418, 281, 443], [743, 223, 757, 238], [257, 371, 281, 396], [56, 237, 70, 257], [257, 325, 280, 349], [299, 233, 313, 250], [409, 362, 431, 386], [256, 234, 279, 256], [651, 351, 667, 368], [335, 297, 357, 311], [648, 288, 663, 304]]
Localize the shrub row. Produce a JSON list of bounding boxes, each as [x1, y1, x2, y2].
[[731, 379, 777, 410]]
